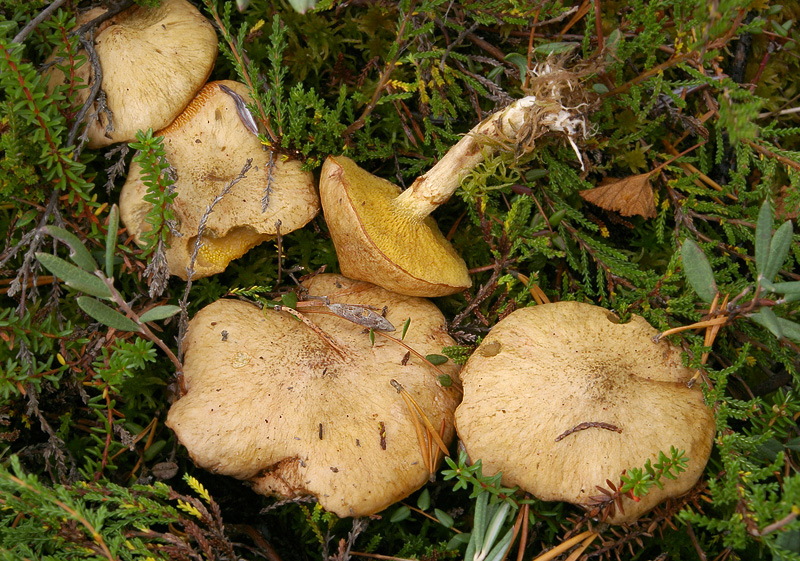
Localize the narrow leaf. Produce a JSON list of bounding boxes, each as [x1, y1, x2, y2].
[[750, 308, 783, 339], [35, 253, 112, 299], [771, 281, 800, 295], [762, 221, 794, 283], [42, 225, 97, 271], [480, 501, 511, 559], [401, 317, 411, 340], [139, 305, 181, 323], [105, 204, 119, 278], [681, 240, 717, 303], [755, 201, 773, 277], [468, 492, 490, 561], [77, 297, 140, 332], [777, 318, 800, 343], [484, 528, 515, 561]]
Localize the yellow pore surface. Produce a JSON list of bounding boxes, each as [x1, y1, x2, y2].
[[336, 157, 470, 289], [196, 227, 270, 269]]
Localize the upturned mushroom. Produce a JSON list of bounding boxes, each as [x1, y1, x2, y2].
[[166, 274, 461, 517], [454, 301, 714, 524], [45, 0, 218, 148], [320, 66, 588, 297], [119, 80, 319, 279]]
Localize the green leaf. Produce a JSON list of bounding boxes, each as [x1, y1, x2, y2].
[[755, 201, 773, 277], [438, 375, 453, 387], [548, 209, 567, 227], [105, 204, 119, 278], [389, 505, 411, 523], [446, 532, 471, 551], [77, 297, 140, 332], [771, 281, 800, 295], [466, 492, 490, 561], [139, 305, 181, 323], [762, 221, 793, 283], [777, 318, 800, 343], [426, 354, 448, 365], [750, 308, 783, 339], [35, 253, 112, 299], [484, 527, 515, 561], [680, 240, 717, 303], [504, 53, 528, 78], [287, 0, 316, 13], [434, 508, 454, 528], [417, 488, 430, 511], [401, 317, 411, 340], [281, 292, 298, 308], [41, 225, 97, 271], [480, 501, 511, 558], [534, 42, 579, 55]]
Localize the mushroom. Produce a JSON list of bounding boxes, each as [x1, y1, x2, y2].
[[45, 0, 218, 148], [166, 273, 461, 517], [454, 301, 714, 523], [119, 80, 320, 279], [320, 66, 589, 297]]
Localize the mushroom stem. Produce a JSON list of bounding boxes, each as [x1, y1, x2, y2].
[[392, 94, 585, 222]]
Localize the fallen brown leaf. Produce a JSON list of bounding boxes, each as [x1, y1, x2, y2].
[[580, 172, 657, 219]]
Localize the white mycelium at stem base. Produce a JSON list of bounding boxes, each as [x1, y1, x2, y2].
[[393, 95, 587, 222]]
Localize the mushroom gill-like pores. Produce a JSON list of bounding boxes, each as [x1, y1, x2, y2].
[[320, 67, 589, 297], [454, 302, 715, 524], [166, 274, 461, 517], [45, 0, 217, 149], [119, 80, 319, 279]]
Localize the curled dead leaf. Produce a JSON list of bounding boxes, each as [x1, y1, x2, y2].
[[580, 172, 657, 219]]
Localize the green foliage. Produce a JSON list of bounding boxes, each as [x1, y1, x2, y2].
[[620, 446, 690, 498], [129, 129, 178, 262]]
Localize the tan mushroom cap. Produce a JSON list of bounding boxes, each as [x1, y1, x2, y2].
[[119, 80, 320, 279], [320, 155, 471, 298], [166, 274, 461, 517], [455, 302, 714, 524], [45, 0, 217, 148]]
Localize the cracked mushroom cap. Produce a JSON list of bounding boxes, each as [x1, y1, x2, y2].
[[119, 80, 320, 279], [166, 274, 461, 517], [45, 0, 217, 148], [454, 302, 714, 524], [320, 156, 471, 297]]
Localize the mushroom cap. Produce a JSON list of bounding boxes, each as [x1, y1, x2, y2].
[[166, 274, 461, 517], [119, 80, 320, 279], [45, 0, 218, 148], [454, 302, 714, 524], [319, 156, 471, 297]]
